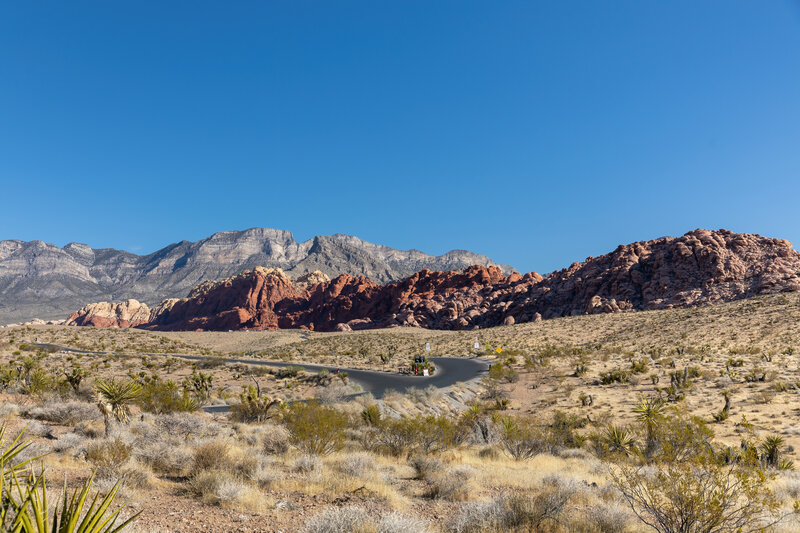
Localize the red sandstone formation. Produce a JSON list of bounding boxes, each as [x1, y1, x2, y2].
[[66, 230, 800, 332]]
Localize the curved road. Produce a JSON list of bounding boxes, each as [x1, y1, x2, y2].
[[32, 343, 489, 408], [178, 355, 489, 400]]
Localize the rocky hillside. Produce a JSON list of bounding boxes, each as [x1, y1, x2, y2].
[[66, 229, 800, 332], [0, 228, 512, 324]]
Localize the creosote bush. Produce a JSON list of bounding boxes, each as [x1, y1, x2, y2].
[[284, 400, 348, 455]]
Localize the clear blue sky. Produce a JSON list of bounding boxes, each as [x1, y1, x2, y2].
[[2, 2, 799, 274]]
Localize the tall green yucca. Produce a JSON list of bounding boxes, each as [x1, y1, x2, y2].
[[0, 424, 34, 478], [1, 423, 138, 532], [1, 469, 139, 532]]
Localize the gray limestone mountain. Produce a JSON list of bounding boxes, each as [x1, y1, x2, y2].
[[0, 228, 514, 323]]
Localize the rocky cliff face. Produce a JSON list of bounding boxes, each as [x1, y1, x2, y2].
[[0, 228, 513, 324], [65, 229, 800, 332]]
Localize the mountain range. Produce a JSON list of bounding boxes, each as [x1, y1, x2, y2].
[[66, 229, 800, 332], [0, 228, 512, 324]]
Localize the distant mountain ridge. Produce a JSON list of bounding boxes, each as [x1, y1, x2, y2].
[[66, 229, 800, 332], [0, 228, 514, 323]]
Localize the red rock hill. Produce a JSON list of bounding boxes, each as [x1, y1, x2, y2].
[[66, 230, 800, 331]]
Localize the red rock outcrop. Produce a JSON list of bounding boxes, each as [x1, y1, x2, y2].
[[66, 230, 800, 331], [66, 299, 152, 328]]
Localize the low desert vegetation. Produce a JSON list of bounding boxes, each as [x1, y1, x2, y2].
[[3, 293, 800, 530]]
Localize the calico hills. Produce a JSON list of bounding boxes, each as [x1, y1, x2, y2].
[[0, 228, 513, 324], [66, 229, 800, 332]]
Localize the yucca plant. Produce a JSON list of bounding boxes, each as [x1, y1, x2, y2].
[[229, 385, 281, 423], [1, 468, 139, 532], [94, 379, 141, 436], [760, 434, 785, 468], [602, 424, 635, 457], [633, 396, 664, 459], [0, 424, 35, 478]]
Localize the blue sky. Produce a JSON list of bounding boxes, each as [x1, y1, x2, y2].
[[1, 2, 799, 274]]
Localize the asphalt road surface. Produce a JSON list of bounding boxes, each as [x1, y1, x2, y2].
[[32, 344, 489, 412], [180, 355, 490, 399]]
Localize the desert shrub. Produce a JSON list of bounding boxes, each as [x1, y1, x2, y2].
[[777, 471, 800, 501], [630, 358, 649, 374], [315, 382, 355, 404], [52, 432, 87, 455], [25, 401, 98, 425], [448, 476, 577, 532], [75, 420, 105, 439], [276, 365, 303, 379], [612, 423, 783, 533], [410, 455, 443, 481], [498, 415, 546, 460], [337, 452, 375, 478], [549, 410, 587, 449], [0, 402, 20, 419], [23, 420, 55, 439], [293, 454, 322, 474], [191, 440, 232, 472], [579, 503, 632, 533], [449, 499, 505, 533], [378, 415, 458, 456], [284, 400, 347, 455], [156, 412, 221, 441], [231, 452, 260, 480], [260, 423, 290, 455], [135, 440, 193, 476], [138, 378, 197, 414], [376, 511, 432, 533], [600, 368, 630, 385], [426, 465, 474, 500], [488, 363, 518, 383], [189, 469, 249, 506], [117, 459, 155, 491], [302, 505, 431, 533], [502, 476, 578, 529], [85, 438, 132, 479]]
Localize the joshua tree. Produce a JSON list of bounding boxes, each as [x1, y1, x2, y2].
[[713, 391, 732, 422], [95, 378, 141, 436]]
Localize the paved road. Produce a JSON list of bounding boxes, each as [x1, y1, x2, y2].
[[32, 343, 490, 409], [177, 354, 489, 399]]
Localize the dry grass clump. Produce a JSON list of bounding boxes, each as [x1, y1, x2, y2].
[[261, 423, 290, 454], [302, 505, 432, 533], [85, 438, 131, 479], [189, 470, 250, 505], [24, 401, 98, 425], [191, 440, 233, 472], [336, 452, 375, 478], [583, 502, 632, 533], [294, 454, 322, 474], [135, 439, 193, 476], [410, 455, 442, 481], [448, 475, 579, 532], [426, 465, 475, 501], [156, 412, 223, 441], [51, 432, 87, 455]]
